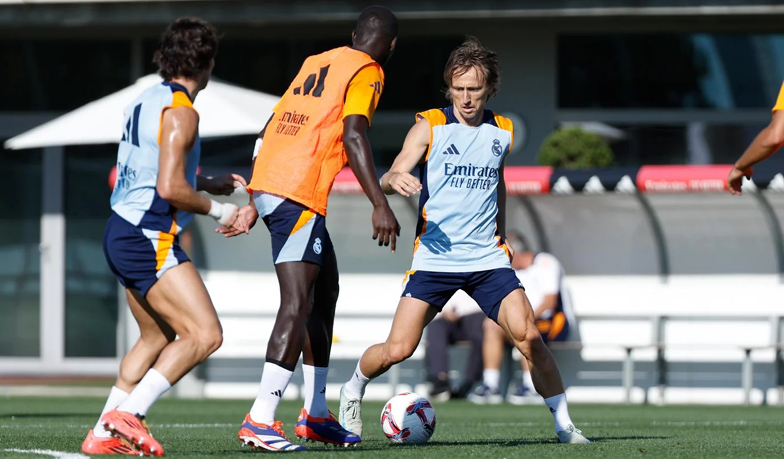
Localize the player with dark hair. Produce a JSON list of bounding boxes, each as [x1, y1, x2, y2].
[[81, 17, 245, 456], [218, 5, 400, 452], [338, 37, 590, 445]]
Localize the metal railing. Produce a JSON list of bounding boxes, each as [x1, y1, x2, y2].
[[550, 314, 784, 405]]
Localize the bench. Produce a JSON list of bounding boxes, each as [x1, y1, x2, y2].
[[183, 272, 784, 404]]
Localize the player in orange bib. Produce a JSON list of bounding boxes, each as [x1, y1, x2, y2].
[[218, 6, 400, 452]]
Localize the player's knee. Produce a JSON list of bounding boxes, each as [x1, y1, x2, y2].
[[196, 326, 223, 356], [384, 342, 416, 365], [278, 299, 310, 324]]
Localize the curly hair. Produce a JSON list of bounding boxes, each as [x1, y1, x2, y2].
[[153, 17, 219, 81], [443, 36, 500, 100]]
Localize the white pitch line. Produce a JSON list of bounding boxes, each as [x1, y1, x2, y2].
[[2, 449, 89, 459], [649, 420, 784, 427]]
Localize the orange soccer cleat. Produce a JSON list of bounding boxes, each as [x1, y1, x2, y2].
[[81, 429, 139, 455], [101, 409, 164, 457]]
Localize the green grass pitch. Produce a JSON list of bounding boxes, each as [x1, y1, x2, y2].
[[1, 397, 782, 458]]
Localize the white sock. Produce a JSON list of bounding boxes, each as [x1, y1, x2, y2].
[[544, 393, 574, 433], [302, 364, 329, 418], [483, 369, 500, 391], [342, 361, 370, 400], [93, 386, 129, 437], [249, 362, 294, 424], [522, 371, 536, 392], [117, 369, 171, 418]]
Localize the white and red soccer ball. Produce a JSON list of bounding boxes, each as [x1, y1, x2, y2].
[[380, 392, 436, 444]]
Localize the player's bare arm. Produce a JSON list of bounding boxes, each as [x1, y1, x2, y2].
[[380, 118, 429, 197], [197, 173, 247, 196], [344, 113, 401, 252], [728, 110, 784, 195], [158, 106, 238, 226]]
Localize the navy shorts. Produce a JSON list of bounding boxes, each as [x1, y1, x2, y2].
[[260, 198, 333, 265], [401, 268, 523, 322], [103, 212, 190, 297]]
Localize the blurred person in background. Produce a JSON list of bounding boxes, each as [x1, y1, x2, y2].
[[469, 231, 574, 405], [728, 81, 784, 194], [337, 37, 589, 444], [218, 6, 399, 451], [425, 289, 485, 401], [85, 17, 245, 457]]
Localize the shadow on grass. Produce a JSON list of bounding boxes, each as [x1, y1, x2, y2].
[[586, 436, 670, 443], [420, 435, 671, 447]]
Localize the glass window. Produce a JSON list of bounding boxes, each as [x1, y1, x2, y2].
[[0, 148, 41, 356], [559, 34, 784, 109], [0, 40, 130, 111], [559, 121, 784, 167], [64, 145, 118, 357], [143, 36, 462, 113]]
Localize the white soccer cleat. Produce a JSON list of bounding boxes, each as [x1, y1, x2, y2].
[[338, 385, 363, 438], [557, 424, 591, 444]]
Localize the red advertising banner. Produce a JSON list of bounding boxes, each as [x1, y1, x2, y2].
[[503, 166, 554, 195], [637, 165, 731, 193]]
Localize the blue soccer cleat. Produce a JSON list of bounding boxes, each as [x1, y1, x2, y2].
[[238, 413, 306, 452], [294, 408, 361, 447]]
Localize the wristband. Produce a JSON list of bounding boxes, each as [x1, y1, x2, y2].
[[208, 200, 236, 226], [252, 138, 262, 159]]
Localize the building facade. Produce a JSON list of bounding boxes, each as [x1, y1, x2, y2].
[[2, 0, 784, 376]]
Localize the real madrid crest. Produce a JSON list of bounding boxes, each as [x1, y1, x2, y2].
[[491, 139, 502, 157]]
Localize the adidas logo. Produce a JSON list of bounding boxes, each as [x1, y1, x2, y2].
[[271, 390, 283, 397], [320, 388, 326, 394], [442, 143, 460, 155]]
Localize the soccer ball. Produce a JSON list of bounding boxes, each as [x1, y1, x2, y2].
[[380, 392, 436, 444]]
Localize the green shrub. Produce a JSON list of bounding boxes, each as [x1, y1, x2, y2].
[[537, 127, 614, 169]]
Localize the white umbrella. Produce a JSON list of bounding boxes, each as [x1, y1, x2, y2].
[[4, 74, 279, 150]]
